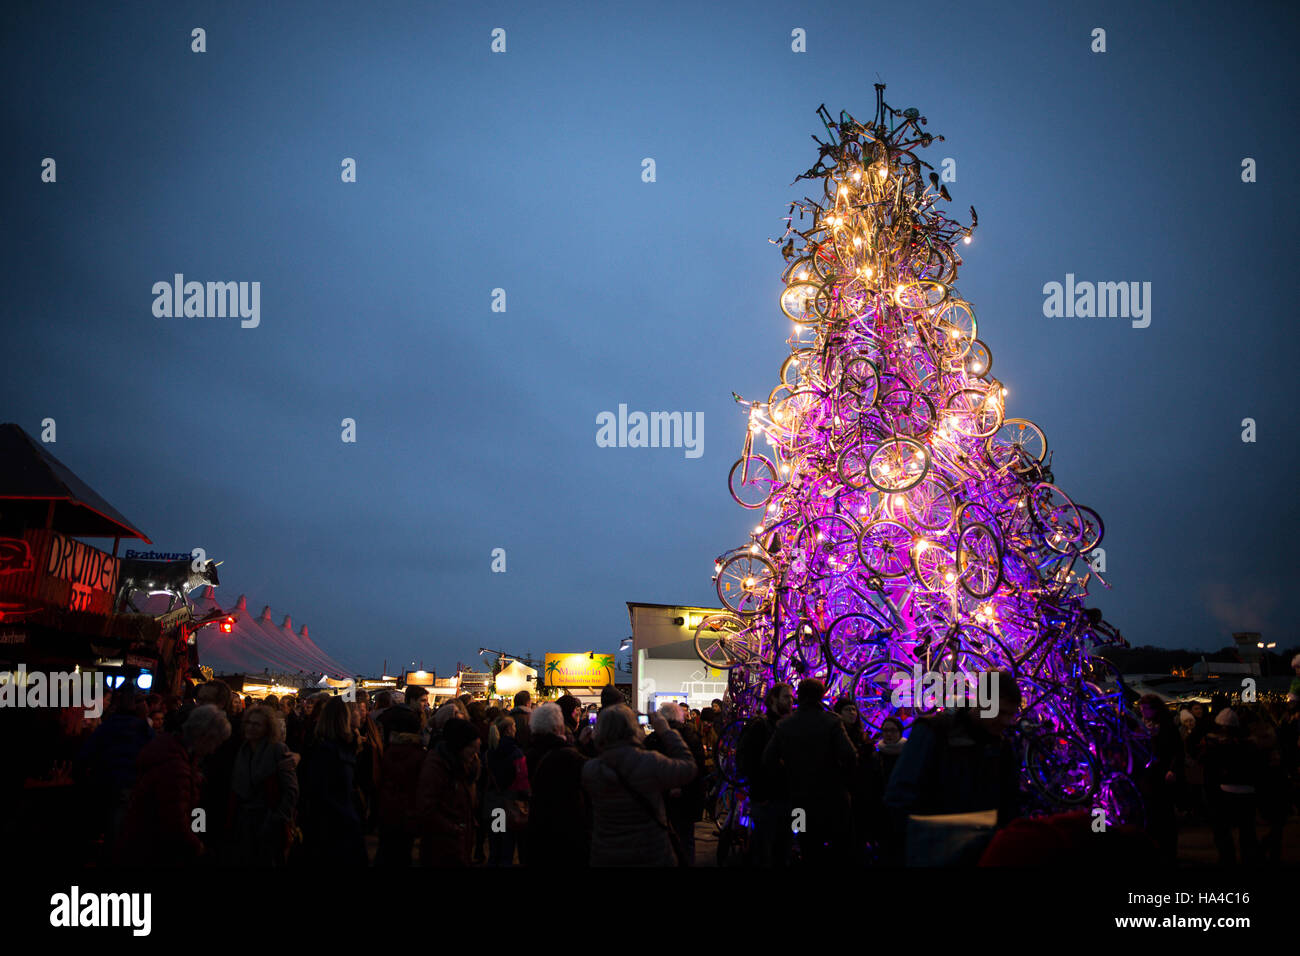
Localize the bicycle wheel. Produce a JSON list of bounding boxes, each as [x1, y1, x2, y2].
[[1099, 772, 1146, 829], [944, 387, 1003, 439], [824, 613, 886, 672], [1024, 732, 1099, 806], [900, 476, 955, 532], [857, 519, 913, 578], [964, 339, 992, 379], [780, 280, 826, 325], [716, 553, 776, 615], [728, 455, 779, 510], [986, 419, 1047, 474], [867, 437, 930, 493], [694, 614, 757, 670], [957, 521, 1002, 598]]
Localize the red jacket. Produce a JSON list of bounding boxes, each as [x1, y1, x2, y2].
[[416, 744, 476, 866], [117, 733, 204, 865]]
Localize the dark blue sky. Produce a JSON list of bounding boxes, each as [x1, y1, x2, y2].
[[4, 0, 1297, 672]]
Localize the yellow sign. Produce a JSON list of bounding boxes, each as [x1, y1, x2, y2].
[[544, 653, 615, 688]]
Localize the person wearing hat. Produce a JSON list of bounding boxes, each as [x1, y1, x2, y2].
[[1200, 706, 1261, 865], [417, 718, 480, 866]]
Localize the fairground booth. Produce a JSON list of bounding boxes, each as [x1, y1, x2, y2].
[[0, 424, 174, 693], [540, 651, 614, 707], [627, 602, 729, 715]]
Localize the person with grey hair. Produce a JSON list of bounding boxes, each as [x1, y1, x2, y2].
[[581, 704, 697, 866], [229, 704, 299, 866], [523, 702, 590, 866], [646, 702, 706, 865], [117, 704, 230, 865]]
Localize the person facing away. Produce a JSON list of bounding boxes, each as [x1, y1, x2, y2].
[[762, 679, 858, 865], [117, 704, 230, 865], [417, 718, 480, 866], [228, 703, 298, 866], [298, 697, 367, 866], [645, 701, 707, 865], [484, 714, 530, 866], [882, 670, 1023, 856], [75, 688, 154, 851], [737, 682, 794, 866], [510, 690, 534, 752], [524, 703, 589, 867], [582, 704, 697, 866]]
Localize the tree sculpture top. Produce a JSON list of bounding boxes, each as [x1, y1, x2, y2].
[[698, 85, 1149, 826]]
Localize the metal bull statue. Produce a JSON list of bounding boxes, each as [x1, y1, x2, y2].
[[114, 557, 221, 614]]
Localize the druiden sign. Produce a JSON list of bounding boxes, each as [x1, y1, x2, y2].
[[543, 653, 615, 688]]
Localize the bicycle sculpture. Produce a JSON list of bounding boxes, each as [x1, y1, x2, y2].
[[701, 87, 1150, 844]]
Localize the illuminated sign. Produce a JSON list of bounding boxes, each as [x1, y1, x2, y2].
[[543, 653, 615, 688]]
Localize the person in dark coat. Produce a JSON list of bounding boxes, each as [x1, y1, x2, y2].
[[834, 696, 886, 863], [883, 672, 1022, 864], [762, 679, 857, 866], [228, 704, 298, 866], [645, 702, 706, 865], [1137, 694, 1182, 863], [193, 680, 241, 855], [1200, 707, 1261, 865], [484, 715, 530, 866], [374, 705, 425, 866], [509, 690, 533, 751], [582, 705, 697, 867], [417, 718, 480, 866], [737, 681, 793, 866], [117, 704, 230, 865], [76, 688, 154, 853], [524, 703, 589, 866], [299, 697, 366, 866]]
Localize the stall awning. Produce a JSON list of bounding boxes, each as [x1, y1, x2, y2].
[[0, 424, 150, 541]]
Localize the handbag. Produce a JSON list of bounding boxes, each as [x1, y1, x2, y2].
[[486, 788, 530, 832], [600, 756, 688, 867]]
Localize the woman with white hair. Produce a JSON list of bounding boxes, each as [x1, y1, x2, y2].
[[229, 704, 299, 866], [117, 704, 231, 865], [525, 703, 589, 866], [581, 704, 697, 866]]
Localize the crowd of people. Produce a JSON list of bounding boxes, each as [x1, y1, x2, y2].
[[3, 660, 1298, 867]]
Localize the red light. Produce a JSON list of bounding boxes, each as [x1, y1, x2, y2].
[[221, 617, 234, 633]]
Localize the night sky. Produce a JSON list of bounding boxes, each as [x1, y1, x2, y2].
[[3, 0, 1297, 674]]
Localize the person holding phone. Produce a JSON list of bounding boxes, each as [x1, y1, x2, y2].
[[581, 705, 698, 866]]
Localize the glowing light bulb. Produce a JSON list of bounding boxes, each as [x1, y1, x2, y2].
[[963, 236, 972, 245]]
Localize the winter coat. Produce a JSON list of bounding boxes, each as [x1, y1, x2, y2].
[[762, 705, 857, 820], [377, 731, 426, 830], [882, 710, 1020, 825], [737, 714, 786, 803], [582, 728, 697, 866], [77, 713, 154, 792], [299, 738, 366, 865], [510, 707, 533, 751], [417, 742, 477, 866], [117, 733, 204, 865], [647, 721, 707, 822], [526, 734, 589, 866], [229, 739, 298, 866]]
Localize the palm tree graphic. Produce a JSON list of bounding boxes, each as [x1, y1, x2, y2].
[[596, 654, 615, 684]]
